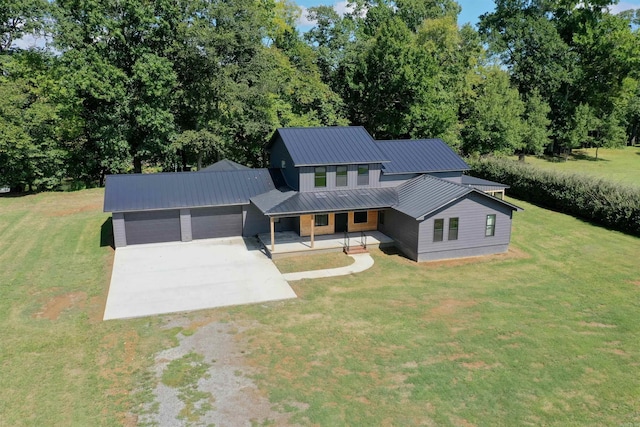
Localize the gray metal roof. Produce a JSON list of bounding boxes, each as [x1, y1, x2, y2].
[[395, 175, 473, 219], [250, 188, 297, 214], [270, 127, 389, 167], [376, 139, 470, 174], [461, 175, 509, 190], [200, 159, 250, 172], [104, 169, 278, 212], [261, 188, 397, 216]]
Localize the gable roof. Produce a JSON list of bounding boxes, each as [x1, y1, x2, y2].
[[200, 159, 250, 172], [394, 175, 520, 220], [376, 139, 469, 174], [104, 169, 279, 213], [270, 127, 389, 167]]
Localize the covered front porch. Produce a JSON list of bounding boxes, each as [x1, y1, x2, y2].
[[258, 230, 394, 259]]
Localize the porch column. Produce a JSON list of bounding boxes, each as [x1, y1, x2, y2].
[[270, 217, 275, 252], [310, 215, 315, 249]]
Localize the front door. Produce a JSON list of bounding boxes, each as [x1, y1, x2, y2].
[[335, 213, 348, 233]]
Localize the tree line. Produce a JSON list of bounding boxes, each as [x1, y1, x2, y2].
[[1, 0, 639, 191]]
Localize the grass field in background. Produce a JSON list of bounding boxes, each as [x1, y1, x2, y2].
[[512, 146, 640, 186], [1, 189, 639, 425]]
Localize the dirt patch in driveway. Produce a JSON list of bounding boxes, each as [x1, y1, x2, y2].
[[139, 316, 294, 426]]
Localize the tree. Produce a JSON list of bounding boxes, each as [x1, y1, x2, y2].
[[0, 0, 48, 52], [519, 91, 551, 160], [0, 52, 66, 190], [460, 67, 525, 156]]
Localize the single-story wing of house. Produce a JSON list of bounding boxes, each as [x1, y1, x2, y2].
[[103, 126, 521, 262]]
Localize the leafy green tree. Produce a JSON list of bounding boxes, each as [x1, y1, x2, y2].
[[0, 52, 66, 190], [0, 0, 48, 52], [519, 91, 551, 160], [460, 67, 525, 156]]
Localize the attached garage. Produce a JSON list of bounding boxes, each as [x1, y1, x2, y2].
[[124, 210, 181, 245], [191, 206, 242, 240]]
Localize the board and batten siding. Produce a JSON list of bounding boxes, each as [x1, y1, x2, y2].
[[112, 212, 127, 247], [416, 192, 513, 261], [298, 163, 381, 192], [378, 209, 419, 261], [269, 136, 299, 190]]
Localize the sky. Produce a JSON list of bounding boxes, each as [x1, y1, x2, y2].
[[295, 0, 640, 29]]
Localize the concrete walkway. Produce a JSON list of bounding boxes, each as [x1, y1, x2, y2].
[[281, 253, 374, 281]]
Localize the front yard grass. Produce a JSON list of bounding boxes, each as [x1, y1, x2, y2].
[[273, 252, 354, 274], [1, 189, 639, 425]]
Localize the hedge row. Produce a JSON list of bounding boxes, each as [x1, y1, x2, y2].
[[469, 157, 640, 236]]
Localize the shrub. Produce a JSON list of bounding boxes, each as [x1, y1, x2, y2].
[[469, 157, 640, 236]]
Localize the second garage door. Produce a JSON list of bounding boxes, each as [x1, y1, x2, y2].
[[191, 206, 242, 239]]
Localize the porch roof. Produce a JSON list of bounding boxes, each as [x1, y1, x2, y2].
[[254, 187, 397, 216]]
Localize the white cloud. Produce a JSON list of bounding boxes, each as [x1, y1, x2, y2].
[[296, 0, 366, 28], [608, 1, 640, 14], [11, 33, 49, 50], [297, 6, 317, 27]]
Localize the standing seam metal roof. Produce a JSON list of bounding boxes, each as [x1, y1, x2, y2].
[[260, 187, 398, 216], [200, 159, 250, 171], [461, 175, 509, 189], [103, 169, 278, 212], [376, 139, 470, 174], [394, 175, 473, 219], [271, 127, 389, 167]]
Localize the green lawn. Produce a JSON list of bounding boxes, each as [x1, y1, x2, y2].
[[513, 146, 640, 186], [1, 190, 639, 426]]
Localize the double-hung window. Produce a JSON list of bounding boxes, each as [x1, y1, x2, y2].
[[314, 166, 326, 188], [448, 218, 459, 241], [354, 211, 368, 224], [336, 165, 348, 187], [485, 214, 496, 237], [357, 165, 369, 186], [433, 219, 444, 242]]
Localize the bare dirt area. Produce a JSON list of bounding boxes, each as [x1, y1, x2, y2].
[[32, 291, 87, 320], [138, 316, 294, 426]]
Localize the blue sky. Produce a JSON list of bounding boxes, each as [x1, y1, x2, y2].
[[295, 0, 640, 28]]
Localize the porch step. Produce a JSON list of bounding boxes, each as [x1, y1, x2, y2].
[[344, 246, 369, 255]]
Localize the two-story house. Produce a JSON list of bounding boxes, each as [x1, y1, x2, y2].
[[104, 127, 520, 262]]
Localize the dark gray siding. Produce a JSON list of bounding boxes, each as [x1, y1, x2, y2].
[[379, 209, 419, 261], [298, 163, 381, 192], [180, 209, 192, 242], [416, 192, 513, 261], [191, 206, 242, 239], [269, 136, 299, 190], [379, 173, 417, 188], [124, 210, 181, 245], [429, 171, 463, 184], [112, 212, 127, 247], [243, 203, 298, 236]]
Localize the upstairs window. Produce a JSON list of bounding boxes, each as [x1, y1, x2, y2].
[[433, 219, 444, 242], [336, 165, 348, 187], [315, 214, 329, 227], [357, 165, 369, 186], [448, 217, 459, 241], [354, 211, 368, 223], [314, 166, 326, 188], [485, 214, 496, 237]]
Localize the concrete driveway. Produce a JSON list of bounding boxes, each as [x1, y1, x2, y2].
[[103, 237, 296, 320]]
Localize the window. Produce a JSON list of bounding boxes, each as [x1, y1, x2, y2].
[[433, 218, 444, 242], [485, 214, 496, 237], [354, 211, 368, 224], [448, 217, 459, 241], [314, 166, 326, 187], [379, 210, 385, 225], [336, 165, 348, 187], [357, 165, 369, 186], [315, 214, 329, 227], [281, 160, 286, 169]]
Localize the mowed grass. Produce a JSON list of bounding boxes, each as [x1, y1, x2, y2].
[[1, 189, 639, 426], [0, 190, 175, 426], [273, 252, 354, 274], [239, 198, 640, 426], [513, 146, 640, 186]]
